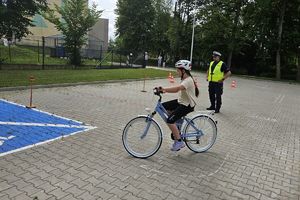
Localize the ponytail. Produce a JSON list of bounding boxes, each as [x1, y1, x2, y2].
[[185, 70, 199, 97]]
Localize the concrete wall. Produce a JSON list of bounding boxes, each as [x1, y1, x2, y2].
[[88, 18, 109, 50], [27, 0, 62, 40], [25, 0, 109, 51]]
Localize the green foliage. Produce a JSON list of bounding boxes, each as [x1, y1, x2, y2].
[[190, 0, 299, 80], [115, 0, 155, 53], [43, 0, 102, 66], [168, 0, 198, 61], [151, 0, 172, 55], [108, 38, 115, 51], [0, 0, 47, 40]]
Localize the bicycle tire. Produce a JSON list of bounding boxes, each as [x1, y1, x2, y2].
[[182, 115, 217, 153], [122, 116, 163, 158]]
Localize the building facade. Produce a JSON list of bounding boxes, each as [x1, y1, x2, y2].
[[26, 0, 108, 51]]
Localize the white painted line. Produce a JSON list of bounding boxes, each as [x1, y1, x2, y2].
[[0, 98, 97, 157], [0, 126, 97, 157], [0, 99, 85, 125], [0, 121, 96, 129], [248, 115, 277, 122], [273, 94, 285, 104], [278, 95, 285, 103]]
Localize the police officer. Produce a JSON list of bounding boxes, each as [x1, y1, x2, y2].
[[206, 51, 231, 113]]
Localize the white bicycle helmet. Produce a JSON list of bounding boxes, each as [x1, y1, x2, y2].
[[175, 60, 192, 71]]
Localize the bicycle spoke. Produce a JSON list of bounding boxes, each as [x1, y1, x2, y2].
[[183, 115, 217, 153], [122, 116, 162, 158]]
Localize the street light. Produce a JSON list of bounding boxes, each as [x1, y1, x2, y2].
[[190, 0, 196, 63]]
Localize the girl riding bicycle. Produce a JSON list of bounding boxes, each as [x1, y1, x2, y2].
[[158, 60, 199, 151]]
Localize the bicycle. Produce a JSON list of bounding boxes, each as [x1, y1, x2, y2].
[[122, 87, 218, 158]]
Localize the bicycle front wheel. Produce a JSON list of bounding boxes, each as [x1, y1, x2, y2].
[[122, 116, 162, 158], [183, 115, 217, 153]]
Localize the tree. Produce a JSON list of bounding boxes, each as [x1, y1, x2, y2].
[[115, 0, 155, 53], [0, 0, 47, 40], [275, 0, 287, 80], [243, 0, 298, 80], [44, 0, 102, 66], [108, 37, 116, 51], [151, 0, 172, 56], [168, 0, 199, 62], [196, 0, 249, 69]]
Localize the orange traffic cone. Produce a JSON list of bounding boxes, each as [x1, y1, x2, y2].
[[170, 75, 175, 83], [231, 80, 236, 88]]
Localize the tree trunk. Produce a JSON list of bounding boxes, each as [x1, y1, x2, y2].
[[227, 0, 242, 69], [227, 50, 233, 69], [275, 0, 287, 80], [297, 53, 300, 82]]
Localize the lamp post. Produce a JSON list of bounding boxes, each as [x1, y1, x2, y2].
[[190, 12, 195, 62], [190, 0, 197, 63]]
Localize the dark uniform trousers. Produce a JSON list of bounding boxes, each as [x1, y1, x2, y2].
[[208, 81, 223, 110]]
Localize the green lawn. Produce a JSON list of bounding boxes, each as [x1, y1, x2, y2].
[[0, 45, 109, 65], [0, 68, 172, 88]]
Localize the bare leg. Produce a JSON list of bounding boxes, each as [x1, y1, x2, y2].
[[167, 123, 181, 140]]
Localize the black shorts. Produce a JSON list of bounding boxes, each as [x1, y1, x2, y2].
[[162, 99, 194, 124]]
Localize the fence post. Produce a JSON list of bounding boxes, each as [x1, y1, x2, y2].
[[8, 42, 11, 63], [0, 47, 1, 69], [99, 45, 102, 68], [111, 50, 114, 66], [37, 40, 40, 63], [26, 76, 36, 109], [42, 36, 45, 69], [100, 45, 102, 60]]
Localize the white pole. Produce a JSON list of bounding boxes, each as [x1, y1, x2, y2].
[[190, 4, 196, 62]]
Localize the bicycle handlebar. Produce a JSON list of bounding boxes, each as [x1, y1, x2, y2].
[[153, 87, 163, 101]]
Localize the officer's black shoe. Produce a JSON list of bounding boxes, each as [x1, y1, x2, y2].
[[215, 109, 220, 113], [206, 107, 215, 110]]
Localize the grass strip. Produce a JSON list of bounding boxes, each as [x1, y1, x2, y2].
[[0, 68, 173, 88]]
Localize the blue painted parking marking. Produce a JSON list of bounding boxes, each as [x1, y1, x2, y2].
[[0, 99, 96, 157]]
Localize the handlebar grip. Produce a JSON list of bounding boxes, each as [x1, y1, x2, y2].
[[153, 87, 163, 95]]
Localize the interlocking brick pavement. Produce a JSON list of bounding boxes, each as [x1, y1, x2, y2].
[[0, 72, 299, 200]]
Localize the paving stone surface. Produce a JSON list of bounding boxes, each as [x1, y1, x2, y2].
[[0, 72, 299, 200]]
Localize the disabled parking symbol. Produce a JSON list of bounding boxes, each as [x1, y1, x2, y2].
[[0, 135, 15, 146], [0, 99, 96, 157]]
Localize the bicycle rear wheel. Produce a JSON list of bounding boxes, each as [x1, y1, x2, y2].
[[122, 116, 162, 158], [183, 115, 217, 153]]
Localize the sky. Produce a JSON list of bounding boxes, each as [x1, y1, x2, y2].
[[92, 0, 117, 40]]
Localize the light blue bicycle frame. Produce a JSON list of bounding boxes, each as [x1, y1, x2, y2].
[[140, 100, 204, 139]]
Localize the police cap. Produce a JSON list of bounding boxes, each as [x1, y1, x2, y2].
[[213, 51, 222, 57]]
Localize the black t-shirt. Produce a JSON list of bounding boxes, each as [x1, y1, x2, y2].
[[210, 61, 230, 73]]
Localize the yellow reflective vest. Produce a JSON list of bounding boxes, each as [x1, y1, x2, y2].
[[208, 61, 224, 82]]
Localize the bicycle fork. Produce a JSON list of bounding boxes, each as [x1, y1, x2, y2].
[[140, 112, 156, 139]]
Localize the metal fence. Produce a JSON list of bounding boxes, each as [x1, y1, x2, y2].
[[0, 37, 146, 69], [96, 50, 145, 69]]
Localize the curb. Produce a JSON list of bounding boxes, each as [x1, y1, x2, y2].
[[0, 77, 165, 92]]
